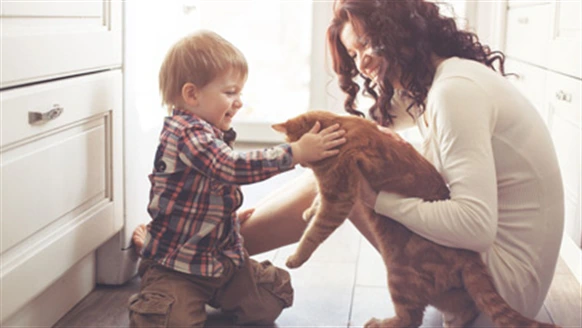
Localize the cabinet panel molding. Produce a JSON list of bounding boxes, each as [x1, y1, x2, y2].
[[1, 118, 108, 251]]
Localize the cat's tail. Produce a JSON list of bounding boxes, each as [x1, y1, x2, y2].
[[462, 260, 559, 328]]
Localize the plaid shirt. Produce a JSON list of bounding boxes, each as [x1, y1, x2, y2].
[[142, 109, 294, 277]]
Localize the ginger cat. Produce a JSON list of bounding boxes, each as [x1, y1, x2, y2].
[[272, 110, 557, 328]]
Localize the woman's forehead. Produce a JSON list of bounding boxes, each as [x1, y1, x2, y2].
[[340, 22, 366, 49]]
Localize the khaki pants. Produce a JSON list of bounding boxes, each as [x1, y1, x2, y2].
[[128, 253, 293, 327]]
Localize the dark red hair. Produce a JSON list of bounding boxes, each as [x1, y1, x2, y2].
[[327, 0, 507, 126]]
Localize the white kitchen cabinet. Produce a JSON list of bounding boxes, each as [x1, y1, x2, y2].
[[0, 1, 124, 326], [0, 70, 124, 324], [501, 0, 581, 281], [0, 0, 122, 88], [547, 0, 581, 79], [545, 73, 581, 248]]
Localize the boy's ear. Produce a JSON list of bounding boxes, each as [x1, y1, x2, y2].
[[271, 123, 287, 134], [181, 82, 198, 107]]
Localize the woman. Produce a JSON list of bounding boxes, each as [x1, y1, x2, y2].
[[240, 0, 564, 326]]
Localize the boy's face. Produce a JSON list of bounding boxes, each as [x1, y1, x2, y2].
[[190, 69, 246, 131]]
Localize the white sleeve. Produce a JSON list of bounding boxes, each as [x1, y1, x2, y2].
[[374, 77, 498, 253]]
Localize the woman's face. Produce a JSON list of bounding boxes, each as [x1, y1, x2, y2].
[[340, 21, 402, 89]]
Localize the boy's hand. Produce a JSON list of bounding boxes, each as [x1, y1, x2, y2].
[[291, 122, 346, 166]]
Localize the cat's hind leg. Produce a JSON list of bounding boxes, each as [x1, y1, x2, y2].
[[432, 289, 479, 328]]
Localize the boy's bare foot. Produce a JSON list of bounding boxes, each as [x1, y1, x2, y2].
[[132, 224, 147, 255]]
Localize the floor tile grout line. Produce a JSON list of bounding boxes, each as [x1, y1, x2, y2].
[[346, 235, 363, 328]]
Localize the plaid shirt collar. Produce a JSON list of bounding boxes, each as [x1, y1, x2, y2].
[[172, 108, 225, 140]]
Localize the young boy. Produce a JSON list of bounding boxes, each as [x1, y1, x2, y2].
[[128, 30, 346, 327]]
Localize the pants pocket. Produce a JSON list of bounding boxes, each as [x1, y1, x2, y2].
[[129, 292, 174, 328]]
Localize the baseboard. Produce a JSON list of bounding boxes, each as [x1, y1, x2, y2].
[[559, 233, 582, 284], [2, 252, 96, 327]]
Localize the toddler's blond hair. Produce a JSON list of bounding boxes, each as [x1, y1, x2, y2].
[[159, 30, 248, 113]]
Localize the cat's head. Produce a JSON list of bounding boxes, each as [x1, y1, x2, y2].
[[272, 110, 337, 142]]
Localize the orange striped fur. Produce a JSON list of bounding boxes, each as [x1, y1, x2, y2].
[[273, 110, 558, 328]]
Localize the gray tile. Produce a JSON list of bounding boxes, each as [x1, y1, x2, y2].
[[355, 238, 387, 288], [350, 286, 444, 328], [275, 262, 357, 327], [274, 220, 361, 265], [349, 286, 395, 327]]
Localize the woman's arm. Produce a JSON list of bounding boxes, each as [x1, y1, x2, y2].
[[370, 78, 498, 253]]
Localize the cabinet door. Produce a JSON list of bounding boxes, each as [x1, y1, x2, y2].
[[0, 0, 122, 88], [548, 0, 581, 79], [504, 4, 551, 67], [546, 73, 581, 249], [0, 71, 123, 322]]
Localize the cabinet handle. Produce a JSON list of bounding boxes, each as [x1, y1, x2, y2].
[[555, 90, 572, 103], [517, 17, 529, 24], [183, 4, 197, 14], [28, 104, 64, 125]]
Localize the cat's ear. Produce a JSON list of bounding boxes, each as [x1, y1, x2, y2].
[[271, 123, 287, 134]]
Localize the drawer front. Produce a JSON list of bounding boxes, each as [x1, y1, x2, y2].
[[505, 4, 551, 67], [0, 0, 121, 88], [1, 118, 108, 251], [1, 71, 122, 148], [546, 72, 581, 246], [0, 71, 122, 252], [505, 59, 548, 122]]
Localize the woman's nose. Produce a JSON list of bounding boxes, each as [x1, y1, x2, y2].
[[356, 54, 373, 79]]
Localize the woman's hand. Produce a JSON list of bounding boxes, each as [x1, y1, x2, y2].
[[291, 122, 347, 166], [359, 177, 378, 209]]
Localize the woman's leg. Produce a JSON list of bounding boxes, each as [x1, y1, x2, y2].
[[240, 171, 317, 256], [240, 170, 380, 256]]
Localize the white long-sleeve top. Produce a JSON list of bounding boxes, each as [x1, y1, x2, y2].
[[375, 57, 564, 319]]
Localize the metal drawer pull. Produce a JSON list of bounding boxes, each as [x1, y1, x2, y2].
[[28, 105, 64, 125], [517, 17, 529, 24], [183, 4, 197, 14], [555, 90, 572, 103]]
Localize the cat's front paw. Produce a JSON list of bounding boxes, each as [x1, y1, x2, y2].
[[285, 254, 306, 269], [302, 208, 316, 223], [364, 317, 383, 328]]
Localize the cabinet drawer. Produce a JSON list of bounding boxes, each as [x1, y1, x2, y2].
[[1, 119, 109, 251], [1, 71, 122, 148], [505, 59, 548, 122], [505, 5, 551, 67], [546, 72, 581, 247], [0, 0, 121, 88], [0, 71, 124, 321], [0, 71, 122, 252]]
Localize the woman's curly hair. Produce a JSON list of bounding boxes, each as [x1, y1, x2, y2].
[[327, 0, 508, 126]]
